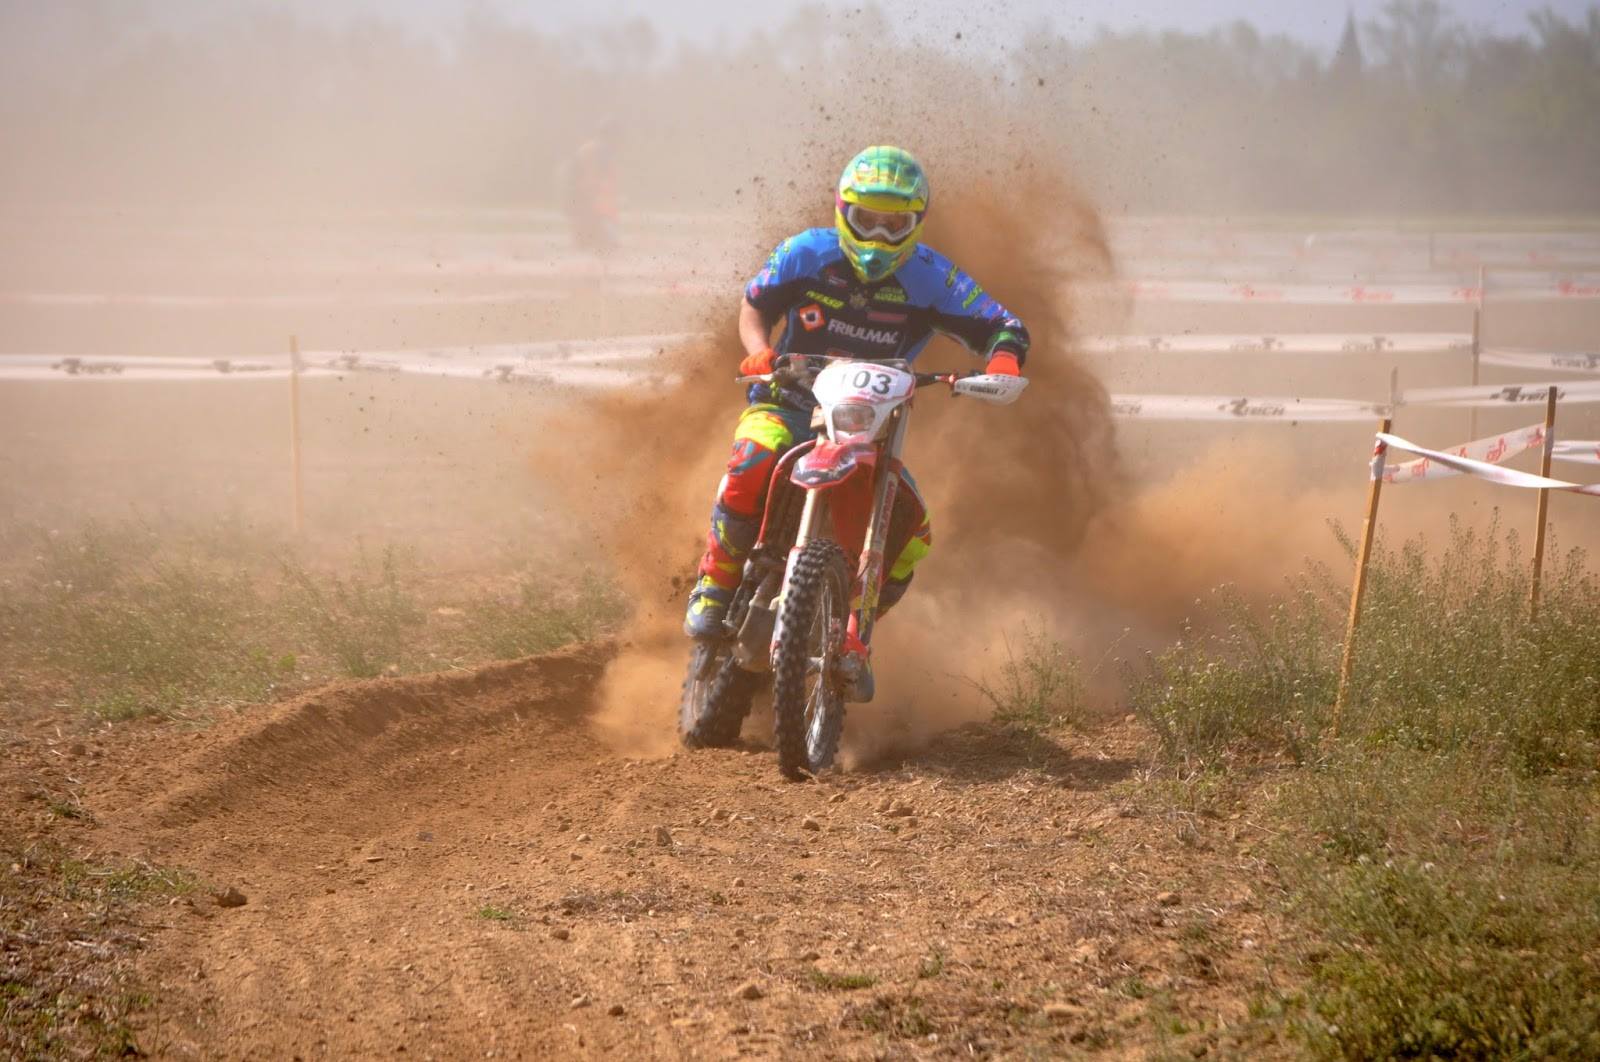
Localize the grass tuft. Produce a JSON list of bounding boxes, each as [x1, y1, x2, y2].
[[464, 571, 626, 660], [475, 904, 517, 923], [1136, 516, 1600, 769], [809, 969, 878, 991], [279, 545, 424, 678], [969, 624, 1086, 732]]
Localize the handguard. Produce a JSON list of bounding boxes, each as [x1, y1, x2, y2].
[[952, 373, 1029, 404]]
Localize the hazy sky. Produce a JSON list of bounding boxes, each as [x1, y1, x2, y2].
[[255, 0, 1594, 50]]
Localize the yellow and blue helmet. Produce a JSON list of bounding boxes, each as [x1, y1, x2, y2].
[[835, 146, 929, 283]]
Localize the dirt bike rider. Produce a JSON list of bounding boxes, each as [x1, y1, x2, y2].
[[684, 146, 1031, 676]]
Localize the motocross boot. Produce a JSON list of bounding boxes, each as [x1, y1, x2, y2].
[[684, 577, 733, 639], [685, 503, 758, 638], [840, 628, 874, 703], [841, 575, 912, 701]]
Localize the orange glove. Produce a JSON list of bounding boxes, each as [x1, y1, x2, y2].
[[985, 351, 1022, 376], [739, 348, 777, 376]]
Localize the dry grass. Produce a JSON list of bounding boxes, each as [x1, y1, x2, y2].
[[1129, 519, 1600, 1058], [1, 843, 195, 1059]]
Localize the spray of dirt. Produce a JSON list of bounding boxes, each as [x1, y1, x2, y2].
[[528, 159, 1134, 759]]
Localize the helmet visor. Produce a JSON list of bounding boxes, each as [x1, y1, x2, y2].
[[844, 203, 918, 244]]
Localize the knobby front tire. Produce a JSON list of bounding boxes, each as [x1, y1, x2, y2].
[[771, 539, 851, 780]]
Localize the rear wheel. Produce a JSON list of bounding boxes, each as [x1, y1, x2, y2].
[[772, 540, 852, 780], [680, 642, 759, 748]]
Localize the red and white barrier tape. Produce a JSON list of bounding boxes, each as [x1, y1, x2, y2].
[[1381, 423, 1545, 484], [1377, 432, 1600, 497]]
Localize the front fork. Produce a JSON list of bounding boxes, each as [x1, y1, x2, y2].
[[776, 406, 909, 657], [851, 407, 909, 651]]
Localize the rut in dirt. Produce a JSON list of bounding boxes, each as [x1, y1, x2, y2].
[[71, 644, 1288, 1059]]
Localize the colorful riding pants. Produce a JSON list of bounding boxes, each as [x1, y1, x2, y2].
[[697, 403, 933, 598]]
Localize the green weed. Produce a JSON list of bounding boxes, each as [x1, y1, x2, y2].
[[1132, 517, 1600, 1058], [21, 530, 286, 718], [1134, 583, 1333, 767], [463, 571, 625, 660], [29, 520, 160, 595], [809, 969, 877, 991], [851, 996, 936, 1038], [970, 624, 1087, 732], [56, 857, 197, 902], [279, 545, 424, 678], [1136, 517, 1600, 769], [475, 904, 517, 923], [1275, 747, 1600, 1059], [44, 801, 89, 822]]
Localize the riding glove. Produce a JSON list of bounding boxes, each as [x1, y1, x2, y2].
[[985, 352, 1021, 376]]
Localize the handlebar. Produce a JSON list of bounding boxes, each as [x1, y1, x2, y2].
[[736, 353, 977, 390]]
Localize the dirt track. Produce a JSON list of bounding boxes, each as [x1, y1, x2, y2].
[[10, 643, 1290, 1059]]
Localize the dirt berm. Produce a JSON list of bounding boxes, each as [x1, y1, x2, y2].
[[20, 641, 1294, 1059]]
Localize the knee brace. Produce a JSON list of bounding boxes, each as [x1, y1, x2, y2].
[[709, 502, 759, 557], [877, 572, 914, 616]]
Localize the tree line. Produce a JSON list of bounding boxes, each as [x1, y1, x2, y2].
[[1, 0, 1595, 215]]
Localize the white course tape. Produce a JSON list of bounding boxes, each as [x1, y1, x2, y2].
[[0, 363, 340, 382], [1553, 441, 1600, 466], [1109, 394, 1385, 422], [1109, 277, 1600, 304], [0, 334, 698, 382], [1116, 280, 1480, 304], [1479, 350, 1600, 374], [10, 275, 1598, 310], [0, 280, 721, 309], [1401, 380, 1600, 407], [1381, 423, 1545, 484], [300, 333, 699, 373], [1377, 433, 1600, 497], [0, 354, 281, 373], [1081, 332, 1470, 356]]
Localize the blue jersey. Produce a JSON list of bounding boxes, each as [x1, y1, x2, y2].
[[744, 228, 1029, 409]]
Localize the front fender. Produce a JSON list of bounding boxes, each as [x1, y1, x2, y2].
[[792, 439, 878, 490]]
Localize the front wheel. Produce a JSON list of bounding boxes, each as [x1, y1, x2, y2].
[[772, 540, 852, 780]]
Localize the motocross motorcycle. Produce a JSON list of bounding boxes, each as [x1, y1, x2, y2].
[[680, 354, 1027, 780]]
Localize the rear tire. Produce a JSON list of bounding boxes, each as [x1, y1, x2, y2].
[[772, 540, 851, 780], [680, 642, 759, 749]]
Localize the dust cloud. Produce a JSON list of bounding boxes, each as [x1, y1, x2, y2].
[[523, 156, 1126, 757], [6, 4, 1596, 764]]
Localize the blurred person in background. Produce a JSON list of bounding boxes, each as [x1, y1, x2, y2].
[[562, 116, 620, 252]]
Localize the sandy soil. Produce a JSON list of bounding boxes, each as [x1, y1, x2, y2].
[[5, 211, 1597, 1058], [5, 643, 1293, 1059]]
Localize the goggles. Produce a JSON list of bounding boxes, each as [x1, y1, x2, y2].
[[843, 203, 919, 244]]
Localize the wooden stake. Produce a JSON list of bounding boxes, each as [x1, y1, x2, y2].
[[1529, 385, 1559, 621], [1468, 306, 1482, 441], [289, 335, 305, 537], [1470, 266, 1485, 440], [1333, 415, 1392, 738]]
